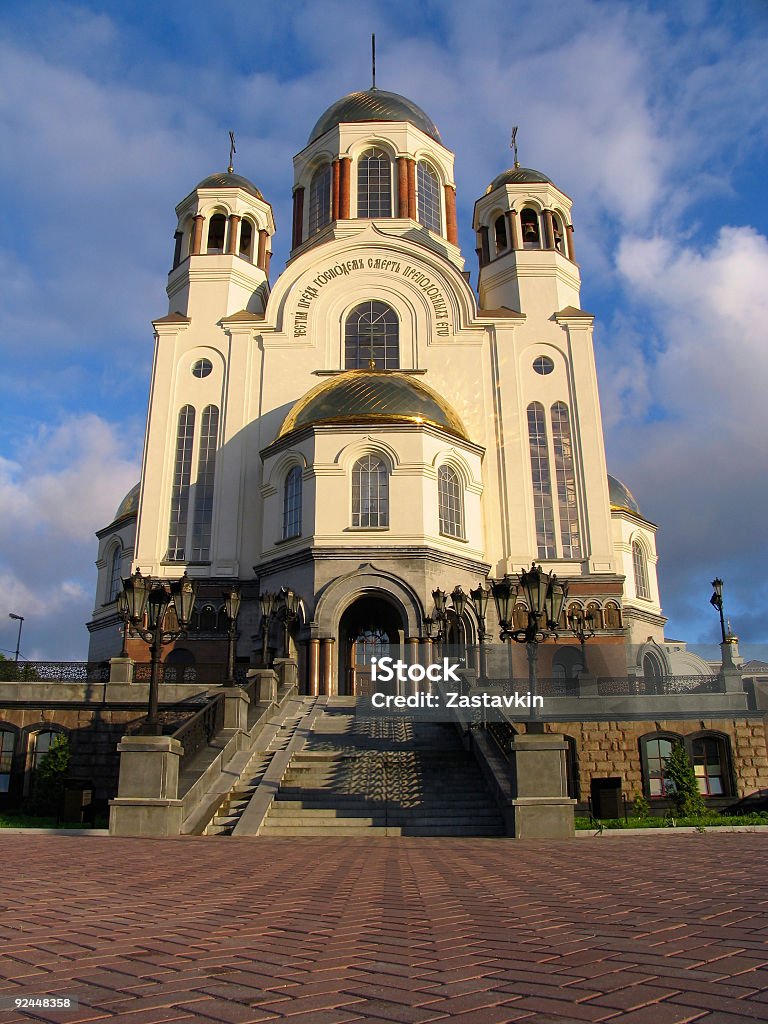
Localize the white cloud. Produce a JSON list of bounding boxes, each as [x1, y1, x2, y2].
[[0, 415, 139, 660]]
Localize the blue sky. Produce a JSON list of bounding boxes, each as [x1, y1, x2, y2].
[[0, 0, 767, 660]]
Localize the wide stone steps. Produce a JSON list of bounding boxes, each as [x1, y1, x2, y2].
[[257, 711, 507, 838]]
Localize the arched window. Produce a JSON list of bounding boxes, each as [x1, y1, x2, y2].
[[641, 734, 680, 798], [527, 402, 555, 558], [633, 541, 650, 599], [357, 148, 392, 218], [521, 208, 541, 248], [31, 729, 64, 773], [191, 405, 218, 562], [352, 455, 389, 528], [199, 605, 217, 632], [345, 301, 399, 369], [416, 161, 441, 234], [604, 601, 622, 629], [167, 405, 195, 562], [586, 602, 603, 630], [309, 164, 332, 235], [239, 219, 254, 260], [438, 465, 464, 539], [551, 402, 582, 559], [691, 734, 730, 796], [513, 603, 529, 631], [107, 545, 122, 603], [0, 729, 16, 794], [494, 214, 508, 254], [283, 466, 302, 540], [552, 213, 565, 253], [206, 214, 226, 253]]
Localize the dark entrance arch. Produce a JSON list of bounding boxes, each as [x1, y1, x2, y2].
[[337, 595, 405, 696]]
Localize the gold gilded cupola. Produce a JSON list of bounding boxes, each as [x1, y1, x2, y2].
[[290, 83, 462, 270]]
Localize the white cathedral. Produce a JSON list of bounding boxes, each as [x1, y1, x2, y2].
[[88, 86, 676, 693]]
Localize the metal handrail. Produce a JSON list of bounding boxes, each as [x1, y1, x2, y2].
[[172, 692, 226, 772]]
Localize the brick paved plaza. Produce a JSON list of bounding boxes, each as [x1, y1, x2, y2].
[[1, 834, 768, 1023]]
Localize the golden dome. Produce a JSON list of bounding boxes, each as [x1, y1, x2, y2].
[[278, 370, 468, 440]]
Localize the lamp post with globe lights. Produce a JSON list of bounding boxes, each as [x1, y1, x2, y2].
[[120, 570, 198, 734], [490, 563, 569, 713], [222, 587, 242, 686]]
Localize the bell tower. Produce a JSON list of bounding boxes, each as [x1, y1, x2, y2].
[[473, 165, 580, 316], [167, 171, 275, 321]]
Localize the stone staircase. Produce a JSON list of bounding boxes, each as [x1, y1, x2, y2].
[[204, 701, 314, 835], [256, 701, 506, 837]]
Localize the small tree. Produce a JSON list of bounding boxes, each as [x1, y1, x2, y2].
[[664, 742, 706, 818], [631, 791, 651, 819], [31, 734, 71, 815]]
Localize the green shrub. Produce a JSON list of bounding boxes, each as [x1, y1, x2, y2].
[[631, 792, 651, 818]]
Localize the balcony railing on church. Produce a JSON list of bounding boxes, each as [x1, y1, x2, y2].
[[0, 661, 110, 682]]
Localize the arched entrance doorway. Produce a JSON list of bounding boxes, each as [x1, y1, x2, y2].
[[338, 595, 405, 696]]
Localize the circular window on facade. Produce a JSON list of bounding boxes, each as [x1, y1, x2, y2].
[[192, 358, 213, 378], [533, 355, 555, 375]]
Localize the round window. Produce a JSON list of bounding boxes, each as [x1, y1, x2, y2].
[[533, 355, 555, 375], [192, 358, 213, 379]]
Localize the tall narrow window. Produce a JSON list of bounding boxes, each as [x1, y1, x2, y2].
[[283, 466, 302, 539], [167, 405, 195, 562], [345, 301, 399, 369], [352, 455, 389, 528], [108, 545, 122, 602], [494, 214, 508, 254], [633, 540, 650, 599], [416, 161, 441, 234], [438, 465, 464, 539], [309, 164, 332, 235], [206, 214, 226, 253], [190, 405, 218, 562], [643, 735, 677, 798], [239, 219, 254, 260], [551, 402, 582, 558], [692, 736, 728, 795], [527, 402, 555, 558], [0, 730, 16, 793], [357, 148, 392, 217]]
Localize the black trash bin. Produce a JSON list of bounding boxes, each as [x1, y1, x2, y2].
[[590, 776, 623, 819], [60, 779, 94, 824]]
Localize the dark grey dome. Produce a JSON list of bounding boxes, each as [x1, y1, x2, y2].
[[309, 89, 441, 144], [608, 474, 641, 516], [196, 171, 263, 201], [486, 167, 552, 194]]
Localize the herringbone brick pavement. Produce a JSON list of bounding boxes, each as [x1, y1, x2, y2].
[[0, 834, 767, 1023]]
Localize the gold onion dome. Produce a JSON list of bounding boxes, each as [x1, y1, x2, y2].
[[278, 370, 468, 440], [308, 88, 441, 144], [607, 474, 641, 516], [195, 171, 264, 201], [114, 482, 140, 521]]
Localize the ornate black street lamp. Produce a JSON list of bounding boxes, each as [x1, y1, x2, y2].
[[469, 583, 491, 679], [120, 570, 198, 734], [567, 606, 596, 675], [490, 563, 568, 703], [279, 587, 300, 658], [222, 587, 242, 686], [259, 591, 278, 667], [710, 577, 728, 644]]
